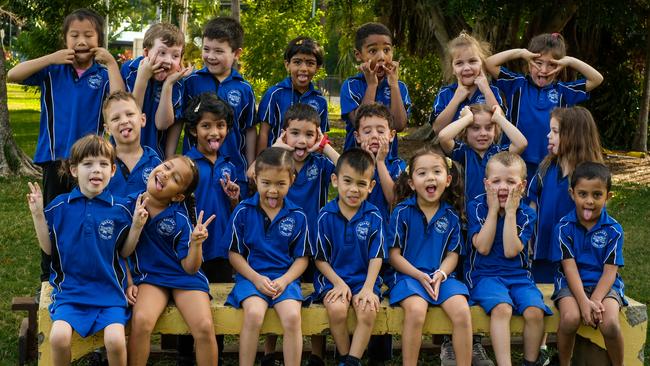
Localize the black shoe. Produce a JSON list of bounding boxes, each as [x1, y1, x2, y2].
[[260, 353, 281, 366], [34, 286, 41, 304], [306, 354, 326, 366]]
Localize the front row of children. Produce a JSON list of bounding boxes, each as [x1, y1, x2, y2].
[[28, 102, 625, 366]]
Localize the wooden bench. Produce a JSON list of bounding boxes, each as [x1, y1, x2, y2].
[[37, 282, 647, 365]]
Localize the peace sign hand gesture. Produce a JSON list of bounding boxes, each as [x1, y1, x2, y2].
[[132, 194, 149, 229], [191, 210, 216, 244], [26, 182, 44, 216]]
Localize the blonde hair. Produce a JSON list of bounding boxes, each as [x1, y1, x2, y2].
[[486, 151, 527, 180], [444, 31, 491, 83], [456, 104, 502, 144], [143, 22, 185, 52]]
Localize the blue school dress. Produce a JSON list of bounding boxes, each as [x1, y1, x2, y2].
[[429, 83, 506, 125]]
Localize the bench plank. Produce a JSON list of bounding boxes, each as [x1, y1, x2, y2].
[[37, 282, 646, 365]]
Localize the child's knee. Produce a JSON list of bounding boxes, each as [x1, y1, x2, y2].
[[103, 332, 126, 353], [326, 301, 349, 324], [402, 300, 427, 324], [355, 306, 377, 326], [449, 307, 472, 328], [50, 328, 72, 351], [191, 318, 216, 341], [559, 308, 581, 332], [243, 306, 266, 327], [599, 316, 621, 339], [130, 310, 157, 334], [523, 307, 544, 323], [279, 307, 301, 331], [490, 303, 513, 319]]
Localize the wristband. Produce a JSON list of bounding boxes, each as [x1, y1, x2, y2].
[[433, 269, 448, 282], [317, 133, 330, 152]]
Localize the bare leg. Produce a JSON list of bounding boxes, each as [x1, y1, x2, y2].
[[325, 299, 351, 356], [556, 297, 581, 366], [173, 289, 218, 366], [127, 284, 169, 366], [489, 303, 513, 366], [50, 320, 73, 366], [440, 295, 472, 366], [103, 323, 126, 366], [349, 298, 377, 358], [599, 298, 624, 366], [239, 296, 268, 366], [274, 300, 303, 366], [522, 307, 545, 363], [400, 296, 428, 366]]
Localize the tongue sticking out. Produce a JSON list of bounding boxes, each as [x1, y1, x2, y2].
[[121, 129, 131, 138], [583, 209, 594, 221], [295, 149, 305, 158], [209, 140, 220, 151], [267, 197, 278, 208]]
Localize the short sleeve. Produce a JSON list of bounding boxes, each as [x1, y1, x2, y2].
[[558, 79, 589, 107], [517, 206, 537, 245], [172, 80, 185, 119], [526, 170, 542, 204], [450, 140, 467, 162], [242, 87, 257, 129], [323, 158, 336, 177], [290, 213, 311, 258], [340, 78, 362, 115], [314, 213, 331, 261], [368, 214, 386, 259], [319, 100, 330, 132], [387, 208, 406, 249], [551, 221, 574, 262], [400, 82, 412, 116], [604, 225, 624, 266], [467, 199, 486, 243], [226, 206, 248, 256], [174, 211, 194, 260], [22, 66, 49, 87], [390, 160, 406, 181], [257, 88, 275, 125], [447, 216, 463, 255], [430, 87, 453, 124], [495, 67, 524, 98]]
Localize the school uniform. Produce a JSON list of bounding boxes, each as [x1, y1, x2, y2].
[[185, 147, 237, 261], [257, 77, 329, 147], [121, 56, 184, 158], [311, 199, 385, 301], [340, 73, 411, 158], [367, 156, 406, 223], [224, 194, 310, 308], [130, 197, 210, 293], [45, 188, 132, 337], [181, 67, 256, 198], [107, 146, 162, 198], [451, 140, 509, 204], [495, 67, 589, 177], [429, 83, 506, 125], [387, 198, 468, 305], [465, 194, 552, 315], [550, 208, 627, 305], [527, 161, 575, 283]]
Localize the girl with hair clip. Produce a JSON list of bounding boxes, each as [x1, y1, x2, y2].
[[388, 147, 472, 366], [126, 156, 219, 366], [528, 106, 604, 283], [431, 31, 506, 135], [225, 147, 310, 366], [27, 135, 146, 366], [485, 33, 603, 180]]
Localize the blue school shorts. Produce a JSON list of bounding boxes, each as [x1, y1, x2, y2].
[[226, 277, 303, 308], [389, 276, 469, 306], [469, 276, 552, 316], [306, 281, 382, 306], [50, 304, 130, 338]]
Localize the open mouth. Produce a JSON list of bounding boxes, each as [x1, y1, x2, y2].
[[89, 177, 103, 185], [425, 185, 437, 195], [208, 138, 221, 151], [267, 197, 279, 208], [582, 208, 595, 221], [294, 148, 306, 158], [120, 127, 133, 138], [155, 174, 164, 191], [75, 49, 91, 55], [296, 74, 309, 83]]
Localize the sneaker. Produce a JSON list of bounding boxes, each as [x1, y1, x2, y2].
[[472, 342, 495, 366], [440, 340, 456, 366], [538, 346, 551, 366]]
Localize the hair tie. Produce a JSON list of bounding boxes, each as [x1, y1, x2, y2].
[[445, 157, 453, 169], [296, 39, 304, 45], [194, 101, 201, 113], [551, 32, 560, 40]]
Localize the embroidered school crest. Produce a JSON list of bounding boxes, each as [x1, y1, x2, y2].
[[157, 217, 176, 237], [306, 164, 319, 181], [220, 167, 233, 180], [591, 230, 608, 249], [475, 94, 486, 104], [382, 86, 391, 99], [307, 100, 321, 113], [434, 217, 450, 234], [98, 219, 115, 240], [547, 89, 559, 104], [356, 220, 370, 241], [227, 90, 242, 107], [87, 74, 103, 90], [279, 217, 296, 237], [142, 167, 153, 184]]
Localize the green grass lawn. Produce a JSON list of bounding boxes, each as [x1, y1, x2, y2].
[[2, 85, 649, 364]]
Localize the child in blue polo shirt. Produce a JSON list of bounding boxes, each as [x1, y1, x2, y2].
[[257, 36, 329, 152], [466, 151, 551, 366], [127, 156, 218, 366], [551, 162, 625, 366], [340, 22, 410, 158], [27, 135, 146, 365], [527, 106, 604, 284], [121, 22, 192, 158], [167, 17, 257, 199], [438, 104, 527, 204], [225, 147, 310, 366], [388, 147, 472, 366], [430, 32, 505, 135], [104, 90, 162, 197], [8, 8, 124, 287], [485, 33, 603, 180], [311, 148, 383, 366]]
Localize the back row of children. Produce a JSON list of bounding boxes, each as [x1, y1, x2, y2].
[[15, 7, 626, 366]]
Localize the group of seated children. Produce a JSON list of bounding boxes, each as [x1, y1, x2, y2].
[[14, 7, 626, 366]]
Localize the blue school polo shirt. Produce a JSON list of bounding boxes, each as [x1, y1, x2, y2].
[[387, 198, 463, 284], [181, 67, 256, 174], [465, 194, 537, 288], [287, 153, 336, 243], [257, 77, 329, 147], [340, 73, 411, 157], [451, 140, 509, 203], [527, 161, 575, 261], [130, 198, 210, 292], [429, 83, 506, 125], [225, 193, 310, 278], [22, 63, 110, 164], [367, 156, 406, 222], [44, 188, 132, 310], [551, 209, 625, 298], [186, 147, 238, 260], [121, 56, 184, 158], [107, 146, 162, 198], [313, 199, 385, 296], [495, 67, 589, 165]]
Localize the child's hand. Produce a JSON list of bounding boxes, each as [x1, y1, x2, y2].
[[164, 64, 193, 86], [26, 182, 44, 216], [138, 54, 164, 80], [353, 287, 380, 312], [459, 105, 473, 121], [307, 129, 326, 153], [254, 274, 277, 297], [521, 49, 541, 64], [579, 299, 600, 328], [270, 277, 288, 300], [92, 47, 116, 66], [358, 60, 379, 86], [246, 164, 256, 180], [220, 173, 240, 202], [490, 105, 505, 124], [453, 83, 471, 101], [325, 283, 352, 304], [547, 57, 570, 77], [591, 299, 605, 326], [417, 271, 436, 300], [132, 194, 149, 229], [430, 271, 444, 301], [49, 49, 75, 65], [485, 186, 500, 213], [474, 70, 490, 92], [271, 130, 294, 151], [504, 185, 522, 214], [126, 284, 138, 306], [385, 60, 400, 87], [375, 135, 390, 162], [191, 210, 216, 244]]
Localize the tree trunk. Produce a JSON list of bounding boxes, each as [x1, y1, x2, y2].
[[231, 0, 240, 22], [0, 58, 41, 177], [632, 19, 650, 152]]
